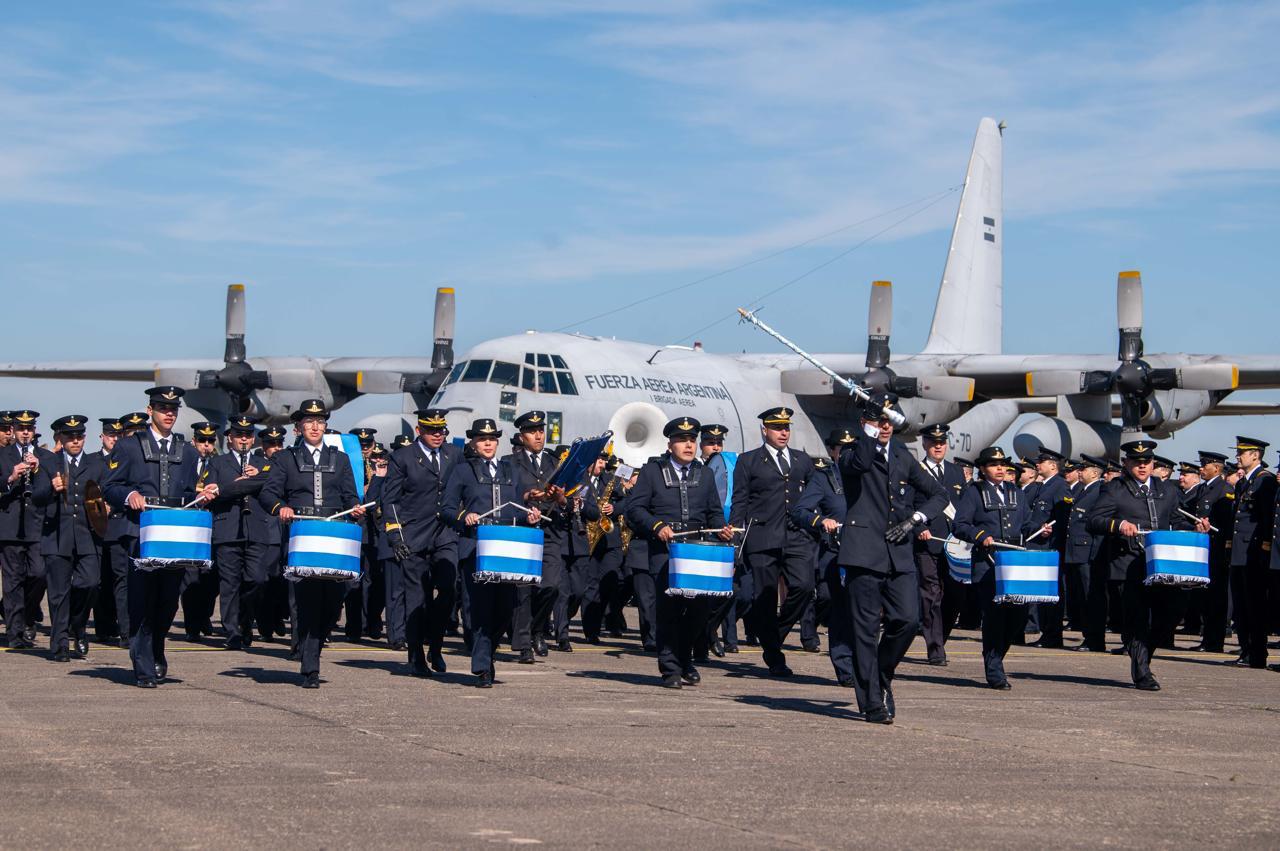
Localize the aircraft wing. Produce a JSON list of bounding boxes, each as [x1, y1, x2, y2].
[[948, 353, 1280, 396], [321, 358, 440, 394], [0, 359, 218, 382]]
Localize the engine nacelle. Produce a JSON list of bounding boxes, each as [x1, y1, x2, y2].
[[1146, 390, 1214, 439], [1013, 416, 1121, 460]]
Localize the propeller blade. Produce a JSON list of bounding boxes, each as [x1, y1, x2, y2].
[[1024, 370, 1087, 397], [224, 284, 247, 364], [1116, 271, 1143, 362], [914, 375, 975, 402], [1149, 363, 1239, 392], [431, 287, 456, 372], [865, 280, 892, 369]]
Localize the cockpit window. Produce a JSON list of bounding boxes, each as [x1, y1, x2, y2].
[[536, 370, 558, 393], [443, 362, 466, 387], [550, 354, 567, 369], [461, 359, 492, 382], [556, 371, 578, 395], [524, 353, 535, 365], [490, 361, 520, 386]]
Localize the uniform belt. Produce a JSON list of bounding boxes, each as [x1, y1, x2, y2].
[[479, 519, 520, 527], [143, 497, 185, 508], [293, 506, 351, 520]]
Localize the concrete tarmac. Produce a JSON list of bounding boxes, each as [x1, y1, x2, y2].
[[2, 630, 1278, 849]]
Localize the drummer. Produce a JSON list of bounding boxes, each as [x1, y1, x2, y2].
[[440, 418, 541, 688], [953, 446, 1051, 690], [624, 417, 734, 689], [101, 387, 217, 688], [1087, 439, 1210, 691], [257, 399, 366, 689]]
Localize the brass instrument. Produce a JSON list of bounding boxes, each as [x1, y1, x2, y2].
[[586, 473, 620, 553], [620, 518, 633, 554]]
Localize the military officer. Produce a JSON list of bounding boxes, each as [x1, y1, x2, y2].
[[792, 427, 853, 684], [581, 453, 625, 645], [120, 412, 149, 437], [729, 406, 815, 677], [954, 446, 1051, 689], [179, 422, 221, 640], [1068, 455, 1108, 652], [92, 417, 130, 646], [348, 427, 384, 641], [1028, 446, 1072, 649], [1088, 439, 1210, 690], [380, 409, 462, 677], [913, 423, 967, 666], [1188, 451, 1231, 652], [0, 412, 12, 449], [1, 409, 54, 647], [31, 415, 105, 661], [550, 458, 600, 652], [625, 416, 733, 689], [102, 387, 216, 687], [507, 411, 565, 661], [390, 434, 413, 451], [205, 415, 270, 649], [253, 425, 291, 642], [1152, 456, 1174, 481], [619, 468, 658, 651], [838, 394, 947, 722], [1227, 436, 1276, 668], [441, 418, 542, 687], [258, 399, 366, 688]]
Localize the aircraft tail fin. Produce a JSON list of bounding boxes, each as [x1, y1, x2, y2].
[[922, 117, 1003, 355]]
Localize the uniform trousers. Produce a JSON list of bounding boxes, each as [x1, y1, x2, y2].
[[914, 547, 947, 661], [824, 562, 854, 683], [1, 542, 46, 642], [402, 545, 457, 665], [1081, 560, 1114, 651], [656, 565, 708, 679], [383, 557, 406, 647], [845, 565, 919, 715], [512, 537, 562, 650], [631, 569, 658, 651], [362, 547, 385, 637], [581, 545, 623, 642], [1241, 561, 1278, 668], [180, 564, 218, 636], [126, 555, 183, 680], [1199, 549, 1229, 651], [215, 540, 267, 640], [46, 552, 100, 652], [798, 549, 836, 648], [746, 533, 816, 668], [1062, 562, 1090, 633], [95, 539, 131, 638], [977, 570, 1025, 685], [553, 553, 589, 642], [463, 556, 516, 675], [294, 576, 347, 676], [1121, 574, 1156, 684]]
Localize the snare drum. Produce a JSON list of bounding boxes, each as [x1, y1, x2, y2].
[[285, 519, 362, 580], [136, 508, 212, 571], [667, 541, 735, 598], [992, 550, 1059, 605], [474, 524, 544, 585], [1143, 530, 1210, 587], [944, 537, 973, 584]]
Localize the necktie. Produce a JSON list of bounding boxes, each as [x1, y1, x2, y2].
[[69, 456, 78, 473], [312, 448, 321, 465], [933, 463, 944, 481], [996, 485, 1005, 505], [777, 450, 790, 477], [679, 465, 689, 481], [488, 460, 497, 479], [160, 438, 170, 454], [532, 453, 542, 476], [429, 450, 439, 473]]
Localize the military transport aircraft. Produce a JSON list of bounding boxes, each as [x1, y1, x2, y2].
[[1, 117, 1271, 462]]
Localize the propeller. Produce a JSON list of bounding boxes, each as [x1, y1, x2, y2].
[[1025, 271, 1238, 430], [196, 284, 272, 411], [358, 287, 458, 398], [853, 281, 974, 403]]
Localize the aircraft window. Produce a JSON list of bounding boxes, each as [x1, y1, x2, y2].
[[461, 359, 492, 382], [550, 354, 567, 369], [490, 361, 520, 386], [444, 362, 466, 387], [536, 353, 552, 368], [521, 367, 535, 391], [524, 353, 535, 365], [555, 371, 577, 395], [537, 370, 558, 394]]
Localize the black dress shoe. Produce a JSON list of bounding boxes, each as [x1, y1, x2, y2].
[[865, 709, 893, 725], [989, 680, 1013, 691], [768, 664, 793, 678], [155, 662, 168, 682], [692, 649, 709, 662], [533, 635, 549, 656], [518, 648, 536, 664], [1135, 677, 1161, 691], [801, 642, 821, 653], [302, 673, 321, 689], [53, 648, 71, 662], [136, 677, 157, 689], [475, 671, 494, 688], [428, 648, 447, 672], [185, 632, 201, 643], [1110, 646, 1129, 655], [1030, 639, 1064, 649], [724, 644, 739, 654], [287, 647, 302, 662], [642, 643, 658, 653], [240, 632, 254, 648], [555, 639, 573, 653], [74, 637, 89, 658], [927, 657, 948, 667], [1192, 643, 1224, 653], [710, 639, 725, 658], [118, 637, 130, 649], [836, 677, 854, 688], [22, 626, 36, 643], [681, 668, 701, 685], [409, 661, 432, 678], [660, 675, 683, 689], [224, 635, 244, 651], [392, 641, 408, 652]]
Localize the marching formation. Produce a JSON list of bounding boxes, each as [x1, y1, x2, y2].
[[2, 386, 1277, 724]]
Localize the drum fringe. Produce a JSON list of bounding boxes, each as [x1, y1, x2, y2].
[[133, 557, 212, 571], [993, 594, 1058, 605], [664, 588, 733, 598], [284, 566, 360, 581], [1143, 575, 1210, 588], [473, 572, 541, 585]]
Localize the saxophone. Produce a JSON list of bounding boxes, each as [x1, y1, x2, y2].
[[586, 474, 619, 553]]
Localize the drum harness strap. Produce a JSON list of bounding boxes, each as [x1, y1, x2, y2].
[[297, 446, 338, 510], [140, 433, 184, 499], [661, 460, 703, 530]]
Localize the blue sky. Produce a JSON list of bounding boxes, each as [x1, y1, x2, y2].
[[3, 0, 1278, 455]]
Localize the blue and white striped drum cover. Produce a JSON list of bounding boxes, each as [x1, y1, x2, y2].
[[993, 549, 1060, 605], [1144, 530, 1210, 587], [285, 519, 362, 580], [944, 537, 973, 584], [474, 525, 544, 585], [136, 509, 212, 571], [667, 541, 735, 598]]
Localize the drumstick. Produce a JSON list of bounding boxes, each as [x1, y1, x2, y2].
[[326, 501, 377, 521], [1177, 507, 1219, 533], [475, 500, 534, 521], [671, 526, 745, 538], [180, 495, 207, 510], [1026, 520, 1056, 542]]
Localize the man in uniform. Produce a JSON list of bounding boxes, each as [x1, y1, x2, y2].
[[508, 411, 565, 661], [696, 424, 735, 656], [1152, 456, 1175, 481], [581, 453, 625, 645], [1, 409, 54, 647], [1028, 446, 1072, 649], [92, 417, 129, 646], [913, 423, 966, 666], [550, 455, 600, 652], [625, 417, 733, 688], [32, 415, 105, 660], [1068, 455, 1107, 651], [102, 387, 216, 687], [838, 394, 946, 721], [1088, 439, 1210, 690], [180, 422, 221, 640], [348, 427, 384, 641], [1189, 451, 1231, 652], [1227, 436, 1276, 668], [207, 415, 270, 650], [729, 406, 815, 677], [380, 409, 461, 676], [254, 426, 291, 641]]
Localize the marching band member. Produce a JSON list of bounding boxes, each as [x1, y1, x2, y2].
[[207, 415, 269, 650], [93, 417, 130, 647], [1, 409, 54, 648], [180, 422, 221, 641], [507, 411, 564, 661], [912, 423, 966, 666], [625, 417, 733, 689], [102, 387, 216, 687], [441, 418, 541, 688], [258, 399, 365, 689]]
